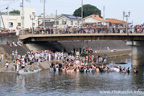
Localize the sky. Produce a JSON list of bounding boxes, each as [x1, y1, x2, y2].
[[0, 0, 143, 25]]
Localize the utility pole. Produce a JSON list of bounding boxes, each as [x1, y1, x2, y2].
[[55, 10, 57, 34], [103, 6, 105, 25], [7, 6, 9, 30], [21, 0, 24, 35], [43, 0, 46, 29], [30, 13, 35, 34], [123, 11, 125, 27], [123, 11, 130, 35], [56, 10, 57, 28], [81, 0, 84, 33], [123, 11, 125, 21], [81, 0, 83, 27], [0, 11, 5, 30]]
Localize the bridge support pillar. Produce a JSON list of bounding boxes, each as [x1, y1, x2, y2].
[[127, 41, 144, 66]]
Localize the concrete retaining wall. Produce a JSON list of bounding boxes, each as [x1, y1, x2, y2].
[[0, 37, 18, 45]]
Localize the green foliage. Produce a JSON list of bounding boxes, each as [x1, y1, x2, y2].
[[73, 4, 102, 18], [10, 10, 20, 14]]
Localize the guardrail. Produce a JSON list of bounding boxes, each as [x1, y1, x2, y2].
[[19, 27, 138, 35], [0, 32, 16, 37]]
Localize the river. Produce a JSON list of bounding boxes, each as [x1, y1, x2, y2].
[[0, 57, 144, 96]]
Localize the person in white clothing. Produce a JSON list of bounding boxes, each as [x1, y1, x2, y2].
[[5, 61, 9, 71]]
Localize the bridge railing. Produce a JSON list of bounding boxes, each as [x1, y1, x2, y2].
[[0, 32, 16, 37], [19, 27, 140, 35]]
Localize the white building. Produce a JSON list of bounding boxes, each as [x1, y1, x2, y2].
[[37, 14, 56, 27], [53, 14, 82, 28], [83, 14, 108, 26], [0, 13, 21, 30], [21, 8, 38, 29], [0, 8, 37, 30], [38, 14, 56, 25]]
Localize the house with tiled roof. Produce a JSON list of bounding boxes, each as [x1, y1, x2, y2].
[[53, 14, 82, 28], [106, 18, 126, 26], [83, 14, 109, 26]]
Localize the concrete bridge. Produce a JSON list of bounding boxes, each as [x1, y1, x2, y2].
[[19, 33, 144, 41], [19, 33, 144, 66]]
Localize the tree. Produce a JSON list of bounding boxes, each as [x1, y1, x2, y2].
[[73, 4, 102, 18], [10, 10, 20, 14]]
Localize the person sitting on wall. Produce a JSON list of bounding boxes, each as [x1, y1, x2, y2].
[[17, 40, 22, 46], [7, 41, 12, 48], [12, 40, 17, 47]]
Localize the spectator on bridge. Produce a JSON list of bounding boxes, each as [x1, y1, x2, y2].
[[87, 25, 91, 33]]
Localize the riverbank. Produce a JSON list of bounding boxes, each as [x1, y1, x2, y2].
[[94, 49, 131, 58], [0, 60, 62, 73]]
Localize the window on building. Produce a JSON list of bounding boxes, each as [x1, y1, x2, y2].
[[9, 22, 13, 27], [71, 21, 73, 25], [56, 21, 59, 25], [33, 23, 35, 26], [38, 21, 40, 25], [98, 22, 102, 25], [18, 23, 21, 26], [46, 20, 50, 22], [32, 12, 35, 15], [77, 21, 79, 25], [62, 21, 66, 25]]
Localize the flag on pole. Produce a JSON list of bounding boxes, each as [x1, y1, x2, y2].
[[6, 7, 9, 10]]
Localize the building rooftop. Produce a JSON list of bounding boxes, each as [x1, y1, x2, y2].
[[38, 21, 55, 27], [61, 14, 81, 20], [1, 13, 20, 16], [106, 18, 126, 24], [84, 14, 108, 22]]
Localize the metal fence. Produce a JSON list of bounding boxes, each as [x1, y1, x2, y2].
[[19, 27, 139, 35]]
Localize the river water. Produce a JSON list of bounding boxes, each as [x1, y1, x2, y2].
[[0, 57, 144, 96]]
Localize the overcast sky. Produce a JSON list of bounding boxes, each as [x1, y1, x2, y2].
[[0, 0, 143, 25]]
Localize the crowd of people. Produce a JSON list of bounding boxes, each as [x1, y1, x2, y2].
[[7, 40, 22, 48], [9, 50, 65, 72], [1, 41, 139, 75], [18, 24, 144, 35], [1, 48, 139, 75], [49, 62, 138, 74], [2, 47, 108, 72], [1, 23, 144, 35]]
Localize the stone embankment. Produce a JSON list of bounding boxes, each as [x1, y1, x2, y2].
[[0, 60, 61, 73], [94, 49, 131, 58]]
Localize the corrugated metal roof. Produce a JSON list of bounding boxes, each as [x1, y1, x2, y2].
[[61, 14, 81, 20], [38, 22, 55, 27]]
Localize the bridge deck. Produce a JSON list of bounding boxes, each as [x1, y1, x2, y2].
[[19, 33, 144, 41]]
